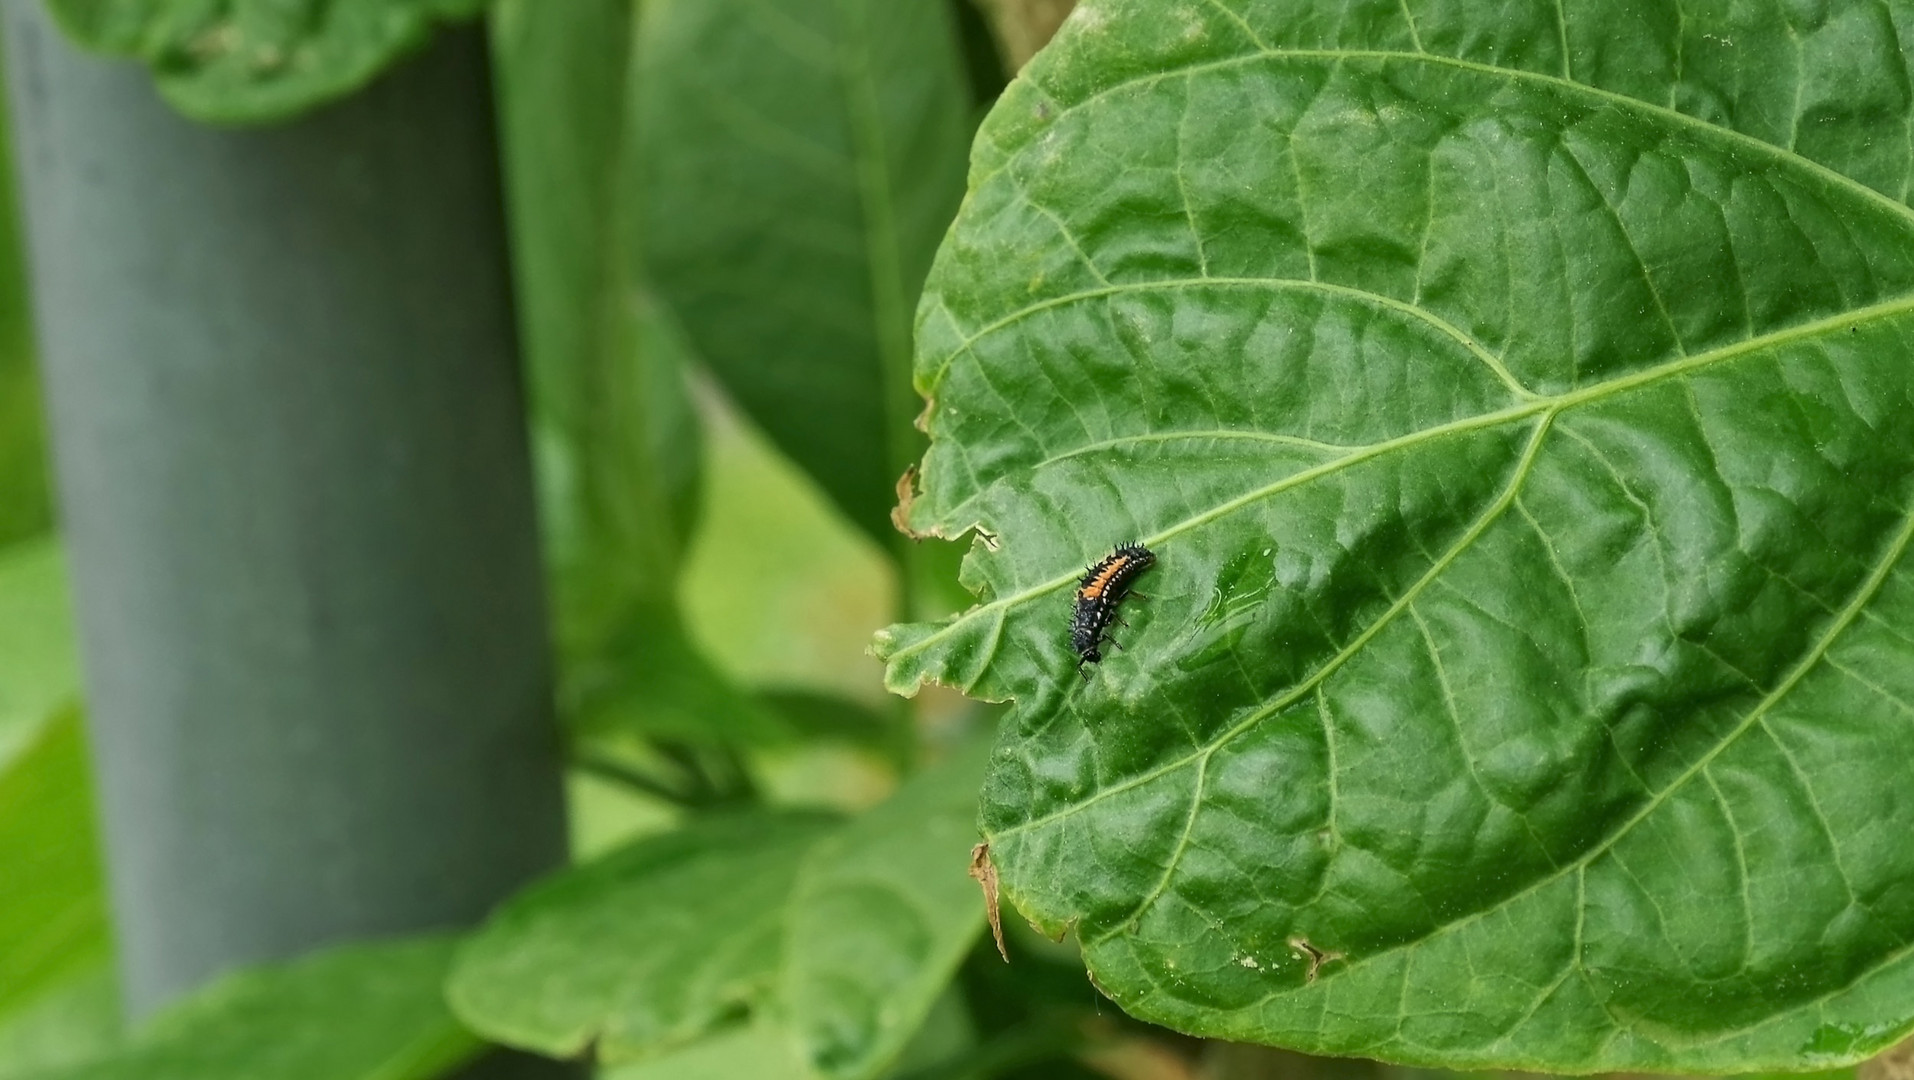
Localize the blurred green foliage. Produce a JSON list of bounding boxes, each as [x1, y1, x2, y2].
[[0, 1, 1901, 1080]]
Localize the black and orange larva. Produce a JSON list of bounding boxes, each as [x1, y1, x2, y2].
[[1071, 543, 1155, 673]]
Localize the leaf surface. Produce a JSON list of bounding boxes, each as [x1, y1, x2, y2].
[[447, 812, 838, 1062], [782, 734, 991, 1080], [18, 937, 479, 1080], [451, 742, 994, 1073], [633, 0, 971, 545], [878, 0, 1914, 1069], [43, 0, 489, 124]]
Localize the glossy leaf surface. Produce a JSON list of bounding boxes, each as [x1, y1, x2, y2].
[[634, 0, 970, 545], [43, 0, 489, 124], [877, 0, 1914, 1069], [17, 938, 478, 1080]]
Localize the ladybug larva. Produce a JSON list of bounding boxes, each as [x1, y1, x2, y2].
[[1071, 543, 1155, 674]]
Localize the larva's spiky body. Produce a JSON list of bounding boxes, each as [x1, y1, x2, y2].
[[1071, 543, 1155, 671]]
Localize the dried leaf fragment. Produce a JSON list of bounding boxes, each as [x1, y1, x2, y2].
[[969, 842, 1006, 961]]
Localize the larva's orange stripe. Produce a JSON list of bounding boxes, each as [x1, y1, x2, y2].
[[1079, 557, 1135, 600]]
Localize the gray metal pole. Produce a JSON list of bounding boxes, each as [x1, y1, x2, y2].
[[0, 4, 572, 1069]]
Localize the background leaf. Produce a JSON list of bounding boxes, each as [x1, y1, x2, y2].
[[600, 1022, 813, 1080], [879, 0, 1914, 1070], [41, 0, 491, 124], [0, 73, 46, 549], [0, 540, 76, 768], [633, 0, 971, 547], [0, 712, 107, 1026], [0, 967, 122, 1079], [15, 937, 480, 1080], [447, 811, 837, 1062], [782, 733, 991, 1080]]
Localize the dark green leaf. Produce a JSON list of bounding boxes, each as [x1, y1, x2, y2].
[[492, 0, 771, 767], [569, 608, 794, 751], [782, 734, 991, 1080], [495, 0, 702, 627], [447, 812, 837, 1062], [634, 0, 970, 546], [0, 67, 48, 549], [0, 712, 108, 1023], [878, 0, 1914, 1070], [18, 937, 479, 1080], [759, 689, 896, 754], [42, 0, 489, 124]]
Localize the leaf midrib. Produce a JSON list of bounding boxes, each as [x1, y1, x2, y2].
[[900, 286, 1914, 671]]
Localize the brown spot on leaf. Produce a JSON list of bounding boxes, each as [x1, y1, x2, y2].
[[1287, 936, 1344, 983], [891, 465, 922, 537], [970, 842, 1007, 962]]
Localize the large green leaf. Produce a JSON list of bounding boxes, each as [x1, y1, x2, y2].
[[17, 937, 479, 1080], [877, 0, 1914, 1070], [447, 812, 838, 1062], [633, 0, 971, 546], [781, 734, 990, 1080], [42, 0, 490, 124]]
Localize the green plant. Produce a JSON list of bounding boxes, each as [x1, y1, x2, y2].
[[4, 0, 1914, 1078]]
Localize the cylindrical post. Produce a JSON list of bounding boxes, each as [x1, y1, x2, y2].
[[0, 4, 572, 1065]]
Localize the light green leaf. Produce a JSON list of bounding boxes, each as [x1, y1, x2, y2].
[[0, 711, 108, 1024], [42, 0, 490, 124], [447, 812, 838, 1062], [782, 734, 991, 1080], [878, 0, 1914, 1070], [600, 1022, 813, 1080], [633, 0, 971, 546], [18, 937, 479, 1080], [0, 540, 77, 769]]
